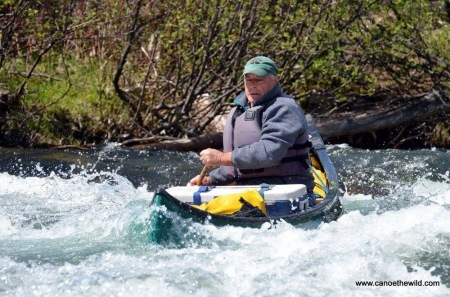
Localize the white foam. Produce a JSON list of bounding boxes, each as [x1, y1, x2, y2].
[[412, 179, 450, 206], [0, 172, 148, 240], [1, 168, 450, 296]]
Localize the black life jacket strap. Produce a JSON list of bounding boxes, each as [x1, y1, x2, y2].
[[280, 153, 310, 163], [239, 153, 310, 174], [281, 153, 311, 169], [239, 168, 265, 174], [289, 140, 312, 150]]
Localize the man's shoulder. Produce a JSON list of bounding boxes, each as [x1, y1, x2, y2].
[[263, 97, 304, 120], [271, 96, 300, 108]]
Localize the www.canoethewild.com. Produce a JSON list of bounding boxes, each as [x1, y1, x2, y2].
[[355, 280, 441, 287]]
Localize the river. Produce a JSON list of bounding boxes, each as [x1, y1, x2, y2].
[[0, 144, 449, 296]]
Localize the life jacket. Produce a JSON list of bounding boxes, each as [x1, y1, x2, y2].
[[223, 98, 312, 179]]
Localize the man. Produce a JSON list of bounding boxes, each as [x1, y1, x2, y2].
[[189, 56, 315, 205]]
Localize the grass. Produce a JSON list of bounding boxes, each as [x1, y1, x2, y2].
[[1, 55, 129, 146]]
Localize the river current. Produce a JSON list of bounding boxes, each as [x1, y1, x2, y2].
[[0, 144, 449, 296]]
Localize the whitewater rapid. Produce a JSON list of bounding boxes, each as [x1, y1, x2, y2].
[[0, 145, 449, 296]]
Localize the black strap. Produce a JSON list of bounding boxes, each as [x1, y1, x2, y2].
[[239, 168, 265, 174], [289, 141, 312, 150], [280, 153, 310, 163], [228, 197, 266, 217], [238, 197, 256, 209], [239, 153, 310, 174]]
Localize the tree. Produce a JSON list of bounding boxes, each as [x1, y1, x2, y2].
[[0, 0, 448, 148]]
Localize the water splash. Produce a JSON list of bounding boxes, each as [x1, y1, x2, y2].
[[0, 146, 449, 296]]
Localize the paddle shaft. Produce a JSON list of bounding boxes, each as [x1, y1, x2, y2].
[[199, 165, 210, 185]]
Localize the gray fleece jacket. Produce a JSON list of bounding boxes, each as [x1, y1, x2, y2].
[[209, 83, 312, 187]]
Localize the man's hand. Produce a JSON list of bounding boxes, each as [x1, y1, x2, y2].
[[199, 149, 233, 167], [189, 175, 212, 186]]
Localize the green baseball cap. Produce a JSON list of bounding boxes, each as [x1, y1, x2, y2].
[[243, 56, 278, 77]]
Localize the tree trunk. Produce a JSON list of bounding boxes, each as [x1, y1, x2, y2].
[[314, 92, 449, 139]]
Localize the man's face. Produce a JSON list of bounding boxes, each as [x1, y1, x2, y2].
[[244, 73, 278, 106]]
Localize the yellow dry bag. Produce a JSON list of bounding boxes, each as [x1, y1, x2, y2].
[[192, 189, 268, 217]]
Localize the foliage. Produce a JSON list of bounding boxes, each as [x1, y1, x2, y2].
[[0, 0, 449, 147]]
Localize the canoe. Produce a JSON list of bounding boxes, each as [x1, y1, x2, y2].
[[149, 115, 343, 243]]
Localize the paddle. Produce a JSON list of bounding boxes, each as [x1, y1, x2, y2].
[[198, 165, 210, 185]]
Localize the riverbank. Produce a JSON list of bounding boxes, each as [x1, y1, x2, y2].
[[2, 88, 449, 151], [1, 2, 449, 151]]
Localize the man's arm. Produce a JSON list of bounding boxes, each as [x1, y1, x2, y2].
[[200, 149, 233, 166]]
